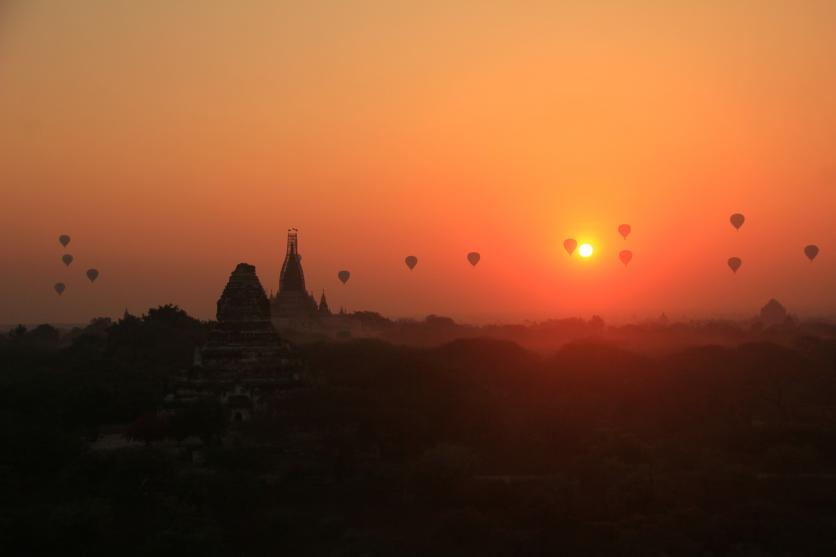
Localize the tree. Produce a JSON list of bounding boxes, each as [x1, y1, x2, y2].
[[26, 324, 60, 349], [9, 324, 27, 339], [106, 305, 208, 367]]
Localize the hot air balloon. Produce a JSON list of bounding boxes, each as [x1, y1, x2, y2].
[[59, 234, 71, 247], [338, 270, 350, 284], [86, 268, 99, 282], [619, 250, 633, 266], [728, 257, 742, 273], [730, 213, 745, 230], [467, 252, 481, 266], [54, 283, 65, 295], [563, 239, 577, 255], [804, 244, 820, 261], [62, 254, 74, 267], [405, 256, 418, 270], [618, 224, 631, 239]]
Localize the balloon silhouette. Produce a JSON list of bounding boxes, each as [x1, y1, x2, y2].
[[86, 268, 99, 282], [619, 250, 633, 266], [467, 252, 481, 266], [337, 270, 350, 284], [618, 224, 631, 239], [728, 257, 742, 273], [405, 256, 418, 270], [62, 254, 74, 267], [730, 213, 745, 230], [59, 234, 71, 247], [54, 283, 65, 295], [804, 244, 819, 261], [563, 239, 577, 255]]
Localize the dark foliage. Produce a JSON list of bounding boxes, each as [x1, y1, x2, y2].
[[2, 311, 836, 555]]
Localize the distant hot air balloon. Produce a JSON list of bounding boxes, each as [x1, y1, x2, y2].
[[730, 213, 745, 230], [86, 268, 99, 282], [338, 270, 350, 284], [618, 224, 631, 239], [59, 234, 71, 247], [804, 244, 820, 261], [728, 257, 742, 273], [563, 239, 577, 255], [62, 254, 74, 267], [619, 250, 633, 266], [467, 252, 481, 266], [54, 282, 65, 295], [405, 256, 418, 270]]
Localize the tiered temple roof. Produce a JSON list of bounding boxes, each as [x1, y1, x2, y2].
[[200, 263, 295, 375], [171, 263, 303, 421]]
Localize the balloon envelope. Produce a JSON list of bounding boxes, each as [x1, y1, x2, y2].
[[619, 250, 633, 266], [59, 234, 70, 247], [804, 244, 819, 261], [62, 254, 73, 266], [618, 224, 631, 239], [728, 257, 742, 273], [563, 239, 577, 255], [337, 270, 350, 284], [86, 268, 99, 282], [54, 283, 65, 295], [730, 213, 745, 230], [467, 252, 480, 266], [405, 256, 418, 270]]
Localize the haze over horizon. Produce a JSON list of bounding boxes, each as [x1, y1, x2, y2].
[[2, 0, 835, 325]]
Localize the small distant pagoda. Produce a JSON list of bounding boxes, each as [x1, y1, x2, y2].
[[170, 263, 303, 422], [759, 298, 792, 328], [318, 290, 331, 317]]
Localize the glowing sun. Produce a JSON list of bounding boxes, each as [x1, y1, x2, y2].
[[578, 243, 594, 258]]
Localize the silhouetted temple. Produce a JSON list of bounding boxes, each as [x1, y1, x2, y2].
[[169, 263, 303, 421], [270, 229, 323, 327], [265, 229, 357, 337], [201, 263, 286, 371], [318, 290, 331, 316], [760, 298, 790, 328]]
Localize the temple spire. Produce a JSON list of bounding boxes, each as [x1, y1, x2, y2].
[[318, 290, 331, 316], [279, 229, 306, 293], [272, 228, 318, 322]]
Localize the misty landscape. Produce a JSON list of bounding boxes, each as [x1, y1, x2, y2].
[[3, 294, 836, 555]]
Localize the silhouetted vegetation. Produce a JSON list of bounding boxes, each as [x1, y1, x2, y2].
[[2, 308, 836, 555]]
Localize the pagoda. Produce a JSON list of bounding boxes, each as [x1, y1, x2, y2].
[[170, 263, 303, 422], [270, 229, 319, 327]]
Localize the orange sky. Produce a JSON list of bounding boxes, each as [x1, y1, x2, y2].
[[1, 0, 834, 324]]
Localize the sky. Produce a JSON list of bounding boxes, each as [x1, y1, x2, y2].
[[1, 0, 835, 325]]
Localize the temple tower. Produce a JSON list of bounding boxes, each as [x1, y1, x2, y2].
[[201, 263, 284, 372], [279, 229, 306, 293], [173, 263, 304, 422], [271, 229, 318, 325]]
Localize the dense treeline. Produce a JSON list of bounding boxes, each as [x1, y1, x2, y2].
[[2, 308, 836, 555]]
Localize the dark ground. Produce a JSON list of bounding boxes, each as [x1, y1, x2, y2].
[[2, 307, 836, 556]]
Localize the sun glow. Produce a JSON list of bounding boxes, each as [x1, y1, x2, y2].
[[578, 243, 594, 258]]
